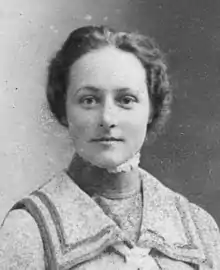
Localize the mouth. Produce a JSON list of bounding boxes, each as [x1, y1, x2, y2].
[[91, 137, 123, 142], [90, 137, 124, 147]]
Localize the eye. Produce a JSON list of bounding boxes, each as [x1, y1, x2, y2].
[[80, 96, 98, 107], [119, 96, 137, 107]]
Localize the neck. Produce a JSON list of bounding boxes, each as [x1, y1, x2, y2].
[[67, 154, 141, 199]]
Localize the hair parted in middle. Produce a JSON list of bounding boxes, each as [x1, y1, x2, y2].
[[46, 25, 172, 142]]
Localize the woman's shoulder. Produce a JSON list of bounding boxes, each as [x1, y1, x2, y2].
[[140, 166, 219, 228], [0, 209, 45, 269], [0, 170, 83, 270], [0, 170, 72, 269], [139, 167, 220, 267], [189, 202, 220, 266]]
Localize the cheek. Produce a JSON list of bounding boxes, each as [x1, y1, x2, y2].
[[126, 121, 147, 145], [122, 110, 149, 149], [67, 110, 98, 141]]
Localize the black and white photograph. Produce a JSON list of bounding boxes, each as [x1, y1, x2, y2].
[[0, 1, 220, 269]]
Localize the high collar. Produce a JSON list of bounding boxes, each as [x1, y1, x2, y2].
[[34, 168, 210, 269], [67, 153, 141, 198]]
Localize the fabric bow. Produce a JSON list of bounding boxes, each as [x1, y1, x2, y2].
[[112, 244, 160, 270]]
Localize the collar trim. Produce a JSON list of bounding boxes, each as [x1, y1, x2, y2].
[[31, 169, 209, 268]]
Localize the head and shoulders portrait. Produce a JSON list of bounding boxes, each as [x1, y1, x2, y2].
[[1, 25, 220, 270]]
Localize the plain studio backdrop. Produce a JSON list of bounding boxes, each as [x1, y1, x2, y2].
[[1, 0, 220, 225]]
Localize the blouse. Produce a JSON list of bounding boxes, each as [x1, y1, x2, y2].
[[0, 167, 220, 269]]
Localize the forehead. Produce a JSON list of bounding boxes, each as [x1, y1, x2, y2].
[[69, 46, 147, 90]]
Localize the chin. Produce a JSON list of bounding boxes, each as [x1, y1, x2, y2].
[[95, 158, 121, 169], [89, 153, 124, 169], [77, 145, 132, 169]]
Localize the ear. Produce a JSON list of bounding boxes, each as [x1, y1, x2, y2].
[[61, 116, 69, 127], [148, 100, 154, 124], [148, 109, 154, 124], [148, 115, 153, 124]]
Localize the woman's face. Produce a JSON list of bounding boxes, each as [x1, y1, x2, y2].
[[66, 46, 151, 169]]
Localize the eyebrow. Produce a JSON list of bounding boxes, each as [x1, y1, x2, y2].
[[76, 85, 133, 94]]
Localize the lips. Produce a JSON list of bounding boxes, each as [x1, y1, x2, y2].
[[91, 137, 123, 142]]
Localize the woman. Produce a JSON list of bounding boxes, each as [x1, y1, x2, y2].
[[0, 25, 220, 270]]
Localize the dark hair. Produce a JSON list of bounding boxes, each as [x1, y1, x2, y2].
[[46, 25, 172, 140]]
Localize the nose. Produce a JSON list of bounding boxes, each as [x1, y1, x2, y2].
[[99, 100, 118, 129]]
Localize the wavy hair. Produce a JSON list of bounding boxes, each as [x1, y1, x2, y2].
[[46, 25, 172, 141]]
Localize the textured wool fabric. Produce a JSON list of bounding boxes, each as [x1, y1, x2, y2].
[[92, 191, 142, 243], [0, 168, 220, 269]]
